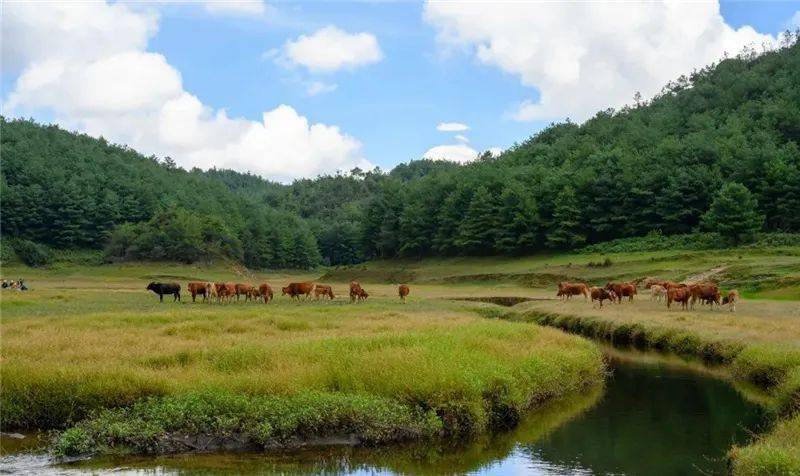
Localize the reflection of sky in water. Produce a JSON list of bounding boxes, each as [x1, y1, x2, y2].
[[0, 358, 767, 476]]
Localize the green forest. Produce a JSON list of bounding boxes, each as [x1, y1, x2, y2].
[[2, 38, 799, 268]]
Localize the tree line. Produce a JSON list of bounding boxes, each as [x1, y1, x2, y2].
[[2, 36, 798, 267]]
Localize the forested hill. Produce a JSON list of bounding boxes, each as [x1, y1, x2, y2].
[[2, 38, 799, 268]]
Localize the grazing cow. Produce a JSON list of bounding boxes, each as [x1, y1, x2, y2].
[[722, 290, 740, 312], [605, 282, 637, 303], [258, 284, 274, 303], [666, 287, 691, 310], [556, 282, 590, 301], [146, 282, 181, 303], [650, 284, 667, 302], [590, 287, 617, 308], [357, 289, 369, 301], [188, 281, 210, 303], [350, 281, 364, 303], [235, 283, 256, 301], [215, 282, 236, 303], [206, 282, 217, 301], [282, 282, 315, 300], [689, 283, 720, 310], [398, 284, 410, 302], [314, 284, 335, 300]]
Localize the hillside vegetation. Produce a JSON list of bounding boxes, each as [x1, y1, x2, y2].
[[3, 39, 799, 267]]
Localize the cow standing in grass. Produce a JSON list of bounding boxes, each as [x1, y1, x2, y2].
[[215, 283, 236, 303], [666, 287, 691, 310], [146, 282, 181, 303], [188, 281, 210, 303], [235, 283, 257, 301], [689, 283, 721, 310], [258, 284, 274, 303], [650, 285, 667, 302], [399, 284, 410, 302], [605, 282, 637, 303], [556, 282, 589, 301], [722, 290, 740, 312], [350, 281, 364, 303], [283, 282, 315, 300], [590, 287, 616, 308], [314, 285, 335, 300]]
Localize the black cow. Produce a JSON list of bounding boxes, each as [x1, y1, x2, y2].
[[146, 282, 181, 302]]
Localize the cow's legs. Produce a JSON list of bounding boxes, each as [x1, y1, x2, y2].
[[160, 293, 164, 303]]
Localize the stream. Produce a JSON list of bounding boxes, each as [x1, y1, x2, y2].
[[0, 351, 771, 475]]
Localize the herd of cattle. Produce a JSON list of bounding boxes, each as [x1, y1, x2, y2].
[[556, 277, 740, 312], [146, 281, 411, 304]]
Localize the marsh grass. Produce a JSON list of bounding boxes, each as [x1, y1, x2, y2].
[[0, 267, 603, 455]]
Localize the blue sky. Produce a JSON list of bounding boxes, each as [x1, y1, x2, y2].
[[3, 1, 799, 181]]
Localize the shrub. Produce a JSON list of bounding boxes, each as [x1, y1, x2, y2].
[[10, 239, 53, 267]]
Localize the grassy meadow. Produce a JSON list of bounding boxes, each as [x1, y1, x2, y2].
[[1, 245, 799, 471]]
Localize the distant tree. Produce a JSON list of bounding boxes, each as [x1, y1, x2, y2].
[[701, 182, 764, 244], [495, 183, 541, 254], [547, 186, 585, 249], [456, 186, 498, 255]]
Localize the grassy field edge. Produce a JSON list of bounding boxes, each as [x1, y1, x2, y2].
[[503, 307, 800, 475]]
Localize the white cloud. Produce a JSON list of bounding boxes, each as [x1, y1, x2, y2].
[[424, 1, 777, 122], [423, 144, 479, 164], [281, 26, 382, 73], [436, 122, 469, 132], [2, 2, 369, 183], [488, 147, 503, 157], [306, 81, 338, 96], [454, 134, 469, 143], [202, 1, 267, 16]]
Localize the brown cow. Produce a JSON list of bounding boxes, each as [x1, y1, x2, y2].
[[398, 284, 410, 302], [662, 281, 688, 290], [214, 282, 236, 303], [650, 284, 667, 302], [235, 283, 256, 301], [666, 287, 691, 310], [350, 281, 364, 303], [590, 286, 617, 308], [282, 282, 315, 300], [188, 281, 210, 303], [605, 282, 637, 303], [314, 284, 335, 300], [689, 283, 720, 310], [722, 290, 740, 312], [258, 283, 274, 303], [357, 289, 369, 301], [557, 282, 589, 301]]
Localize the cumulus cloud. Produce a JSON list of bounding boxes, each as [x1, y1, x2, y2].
[[423, 144, 478, 163], [436, 122, 469, 132], [424, 1, 777, 122], [2, 2, 369, 182], [281, 26, 382, 73], [202, 1, 267, 16]]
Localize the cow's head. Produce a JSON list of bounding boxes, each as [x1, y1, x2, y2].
[[608, 290, 617, 300], [282, 286, 290, 295], [146, 282, 157, 291]]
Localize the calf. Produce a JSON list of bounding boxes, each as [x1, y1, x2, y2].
[[215, 282, 236, 303], [146, 282, 181, 303], [350, 281, 364, 303], [689, 283, 720, 310], [650, 284, 667, 302], [721, 290, 740, 312], [314, 284, 335, 300], [605, 282, 637, 303]]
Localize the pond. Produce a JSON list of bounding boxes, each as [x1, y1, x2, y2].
[[0, 352, 771, 475]]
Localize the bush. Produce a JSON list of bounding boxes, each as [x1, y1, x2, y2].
[[10, 239, 53, 267], [0, 241, 17, 265], [580, 231, 800, 254]]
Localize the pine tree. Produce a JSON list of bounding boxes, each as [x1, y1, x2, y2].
[[456, 186, 498, 255], [701, 182, 764, 244], [546, 186, 585, 249], [495, 184, 541, 254]]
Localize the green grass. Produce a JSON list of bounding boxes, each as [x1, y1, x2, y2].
[[0, 262, 603, 456], [3, 247, 799, 470]]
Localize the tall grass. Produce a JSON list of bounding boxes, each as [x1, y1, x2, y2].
[[0, 285, 603, 455]]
